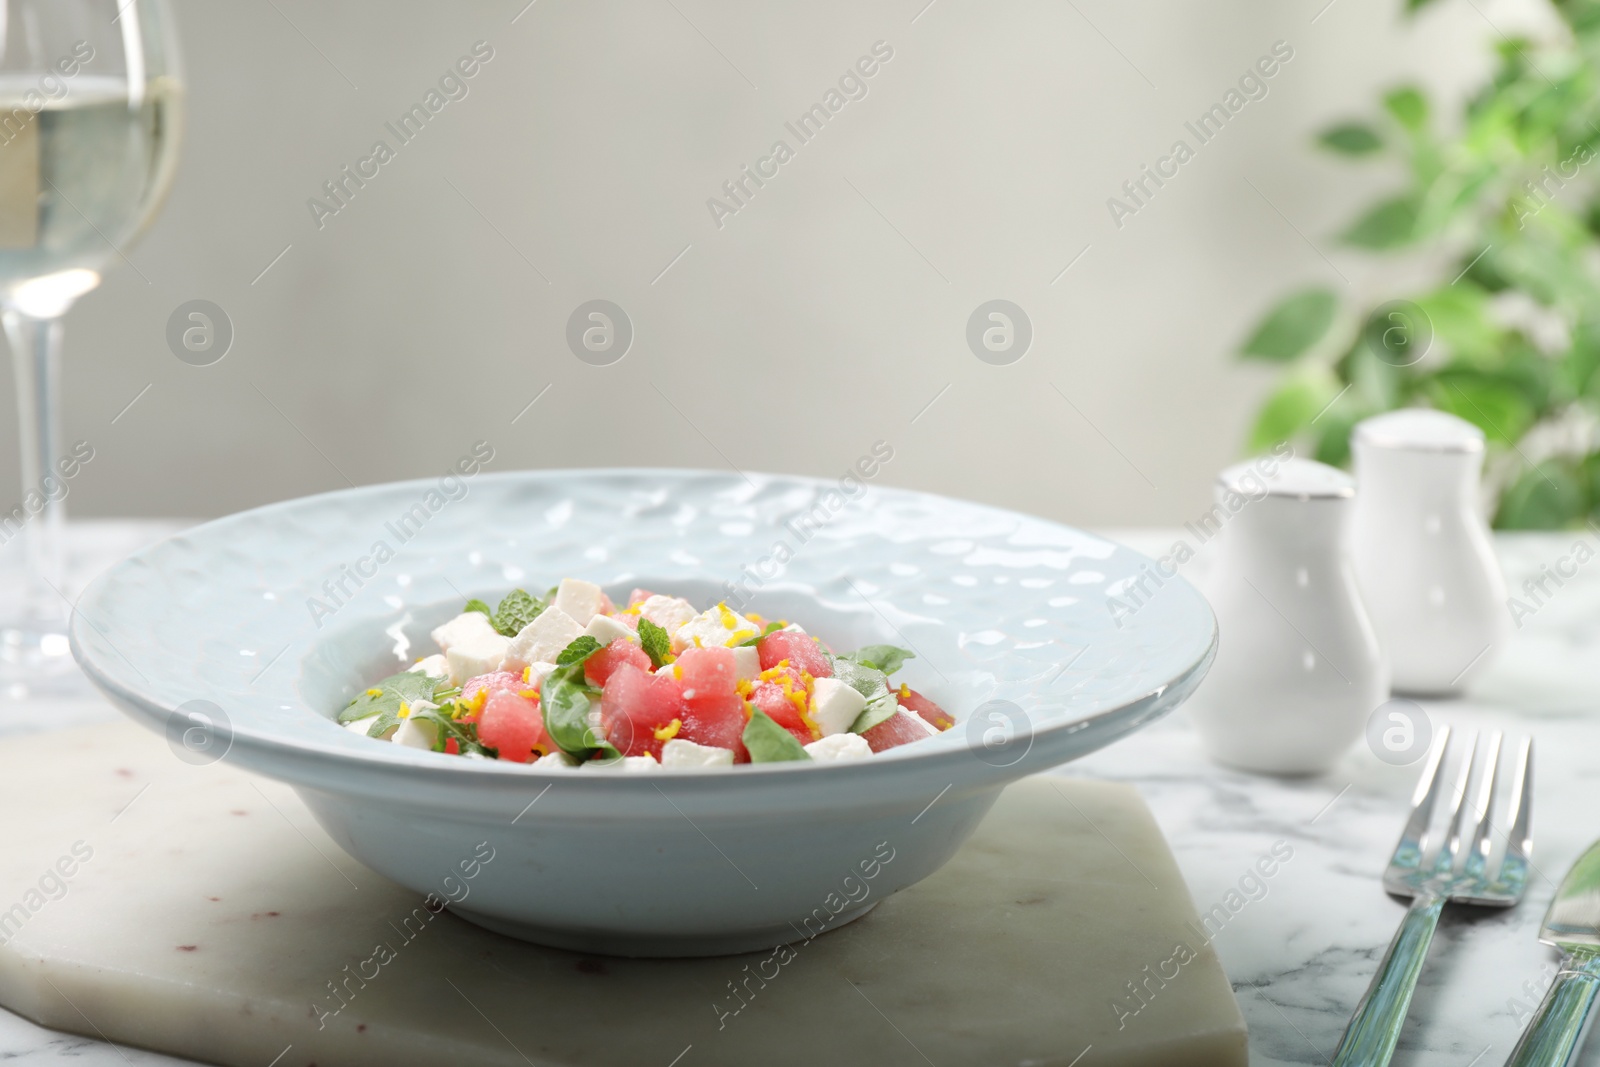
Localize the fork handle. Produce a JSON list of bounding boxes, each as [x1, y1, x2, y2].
[[1503, 950, 1600, 1067], [1331, 892, 1446, 1067]]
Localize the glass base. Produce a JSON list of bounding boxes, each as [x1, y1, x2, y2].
[[0, 621, 90, 700]]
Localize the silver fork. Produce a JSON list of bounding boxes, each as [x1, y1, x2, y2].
[[1331, 726, 1535, 1067]]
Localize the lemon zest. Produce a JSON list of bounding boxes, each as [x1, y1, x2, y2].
[[398, 701, 410, 719], [365, 688, 383, 698], [654, 718, 683, 741]]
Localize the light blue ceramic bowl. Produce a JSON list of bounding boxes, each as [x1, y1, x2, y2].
[[71, 469, 1215, 956]]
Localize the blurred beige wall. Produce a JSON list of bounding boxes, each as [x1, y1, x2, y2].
[[0, 0, 1528, 529]]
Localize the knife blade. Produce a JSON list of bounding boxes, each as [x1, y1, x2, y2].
[[1505, 839, 1600, 1067]]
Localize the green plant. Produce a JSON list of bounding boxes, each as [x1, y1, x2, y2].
[[1238, 0, 1600, 527]]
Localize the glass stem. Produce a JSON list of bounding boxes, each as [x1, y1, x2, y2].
[[4, 307, 66, 627]]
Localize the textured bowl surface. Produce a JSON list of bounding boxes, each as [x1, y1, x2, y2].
[[71, 468, 1215, 955]]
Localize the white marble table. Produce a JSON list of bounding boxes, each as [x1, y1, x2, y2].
[[3, 525, 1597, 1066]]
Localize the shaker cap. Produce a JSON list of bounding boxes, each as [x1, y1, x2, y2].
[[1353, 408, 1484, 453], [1216, 456, 1354, 500]]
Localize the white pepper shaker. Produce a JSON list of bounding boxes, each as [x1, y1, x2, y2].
[[1189, 457, 1388, 775], [1350, 409, 1508, 695]]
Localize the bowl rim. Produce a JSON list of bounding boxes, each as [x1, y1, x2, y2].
[[71, 467, 1218, 797]]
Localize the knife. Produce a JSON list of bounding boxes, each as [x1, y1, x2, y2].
[[1505, 839, 1600, 1067]]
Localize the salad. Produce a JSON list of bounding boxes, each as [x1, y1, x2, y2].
[[339, 579, 956, 769]]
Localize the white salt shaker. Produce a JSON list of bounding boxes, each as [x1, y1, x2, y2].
[[1189, 457, 1388, 775], [1350, 409, 1508, 694]]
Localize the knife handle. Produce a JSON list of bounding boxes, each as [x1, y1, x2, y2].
[[1504, 952, 1600, 1067], [1331, 892, 1446, 1067]]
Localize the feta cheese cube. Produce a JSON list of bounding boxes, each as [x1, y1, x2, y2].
[[661, 738, 737, 768], [528, 661, 559, 682], [554, 578, 606, 626], [343, 716, 394, 740], [732, 645, 761, 683], [533, 751, 580, 769], [638, 594, 697, 635], [408, 653, 450, 678], [584, 613, 638, 647], [446, 631, 511, 685], [672, 603, 762, 652], [804, 732, 873, 762], [429, 610, 498, 653], [504, 606, 583, 670], [809, 677, 868, 736], [392, 715, 439, 750], [583, 754, 659, 772]]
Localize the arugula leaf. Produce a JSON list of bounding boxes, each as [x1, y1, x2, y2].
[[830, 658, 900, 734], [638, 618, 671, 668], [734, 621, 784, 647], [408, 706, 489, 756], [339, 670, 446, 724], [535, 636, 619, 760], [555, 635, 603, 667], [491, 588, 546, 637], [540, 661, 620, 761], [742, 707, 811, 763], [463, 598, 493, 619], [836, 645, 914, 676]]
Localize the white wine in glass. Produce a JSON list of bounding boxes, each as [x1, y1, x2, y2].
[[0, 0, 182, 693]]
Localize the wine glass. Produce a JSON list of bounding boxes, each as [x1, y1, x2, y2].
[[0, 0, 182, 693]]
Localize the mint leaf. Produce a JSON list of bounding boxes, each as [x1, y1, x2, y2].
[[491, 588, 546, 637], [837, 645, 914, 676], [463, 598, 493, 619], [638, 618, 671, 668], [555, 635, 604, 667], [734, 621, 783, 647], [742, 707, 811, 763], [540, 661, 619, 761], [831, 658, 899, 734], [339, 670, 446, 724]]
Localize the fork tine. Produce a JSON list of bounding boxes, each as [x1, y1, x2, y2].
[[1463, 732, 1503, 881], [1431, 730, 1481, 874], [1496, 736, 1534, 895], [1391, 725, 1453, 869]]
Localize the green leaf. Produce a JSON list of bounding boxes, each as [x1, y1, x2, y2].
[[638, 618, 671, 669], [1496, 461, 1588, 528], [829, 658, 900, 735], [734, 622, 783, 647], [1430, 375, 1535, 444], [539, 661, 619, 761], [555, 635, 604, 668], [1405, 0, 1444, 12], [1240, 288, 1339, 362], [1342, 195, 1420, 249], [741, 707, 811, 763], [836, 645, 915, 676], [463, 599, 493, 619], [339, 670, 445, 724], [491, 589, 545, 637], [1319, 122, 1384, 155], [1383, 86, 1429, 132], [409, 707, 488, 756], [1246, 366, 1341, 453]]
